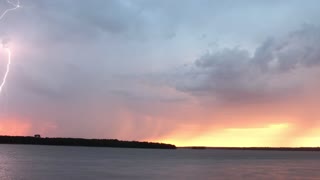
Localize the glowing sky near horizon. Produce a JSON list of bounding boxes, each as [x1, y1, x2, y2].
[[1, 0, 320, 147]]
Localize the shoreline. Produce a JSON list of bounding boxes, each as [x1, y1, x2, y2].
[[181, 147, 320, 151], [0, 135, 176, 149]]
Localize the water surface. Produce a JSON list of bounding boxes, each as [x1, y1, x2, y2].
[[0, 145, 320, 179]]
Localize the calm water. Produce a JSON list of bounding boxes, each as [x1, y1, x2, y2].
[[1, 145, 320, 179]]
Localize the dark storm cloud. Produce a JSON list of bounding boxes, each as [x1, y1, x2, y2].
[[253, 24, 320, 72], [173, 25, 320, 104]]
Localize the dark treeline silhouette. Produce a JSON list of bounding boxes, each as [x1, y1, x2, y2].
[[0, 136, 176, 149]]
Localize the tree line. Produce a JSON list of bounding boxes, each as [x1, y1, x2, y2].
[[0, 136, 176, 149]]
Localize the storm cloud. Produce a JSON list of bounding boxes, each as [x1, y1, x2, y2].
[[173, 25, 320, 104]]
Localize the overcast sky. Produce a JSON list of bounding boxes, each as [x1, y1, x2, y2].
[[0, 0, 320, 146]]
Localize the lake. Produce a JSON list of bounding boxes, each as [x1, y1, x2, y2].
[[0, 144, 320, 179]]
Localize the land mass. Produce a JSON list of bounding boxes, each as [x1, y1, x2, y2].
[[185, 146, 320, 151], [0, 135, 176, 149]]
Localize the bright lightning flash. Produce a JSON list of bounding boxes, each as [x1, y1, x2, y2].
[[0, 0, 20, 20], [0, 0, 20, 94], [0, 48, 11, 93]]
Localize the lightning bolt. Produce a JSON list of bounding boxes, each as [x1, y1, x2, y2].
[[0, 48, 11, 93], [0, 0, 20, 94], [0, 0, 20, 20]]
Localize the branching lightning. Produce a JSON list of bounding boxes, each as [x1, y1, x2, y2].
[[0, 0, 20, 20], [0, 0, 20, 94]]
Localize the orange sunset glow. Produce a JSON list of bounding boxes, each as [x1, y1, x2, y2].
[[0, 118, 31, 136], [159, 123, 289, 147], [156, 122, 320, 147]]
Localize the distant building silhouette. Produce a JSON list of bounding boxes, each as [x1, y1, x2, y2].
[[34, 134, 41, 138]]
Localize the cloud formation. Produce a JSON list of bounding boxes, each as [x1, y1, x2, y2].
[[174, 25, 320, 105]]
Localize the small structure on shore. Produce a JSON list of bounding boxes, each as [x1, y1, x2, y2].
[[34, 134, 41, 138]]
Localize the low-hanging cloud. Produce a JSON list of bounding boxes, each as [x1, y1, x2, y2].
[[173, 25, 320, 105]]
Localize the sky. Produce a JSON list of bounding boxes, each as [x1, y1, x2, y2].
[[0, 0, 320, 147]]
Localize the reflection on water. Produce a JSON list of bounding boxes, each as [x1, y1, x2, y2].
[[0, 145, 320, 179]]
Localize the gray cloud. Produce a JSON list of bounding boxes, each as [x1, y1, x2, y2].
[[172, 25, 320, 104], [253, 24, 320, 72]]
